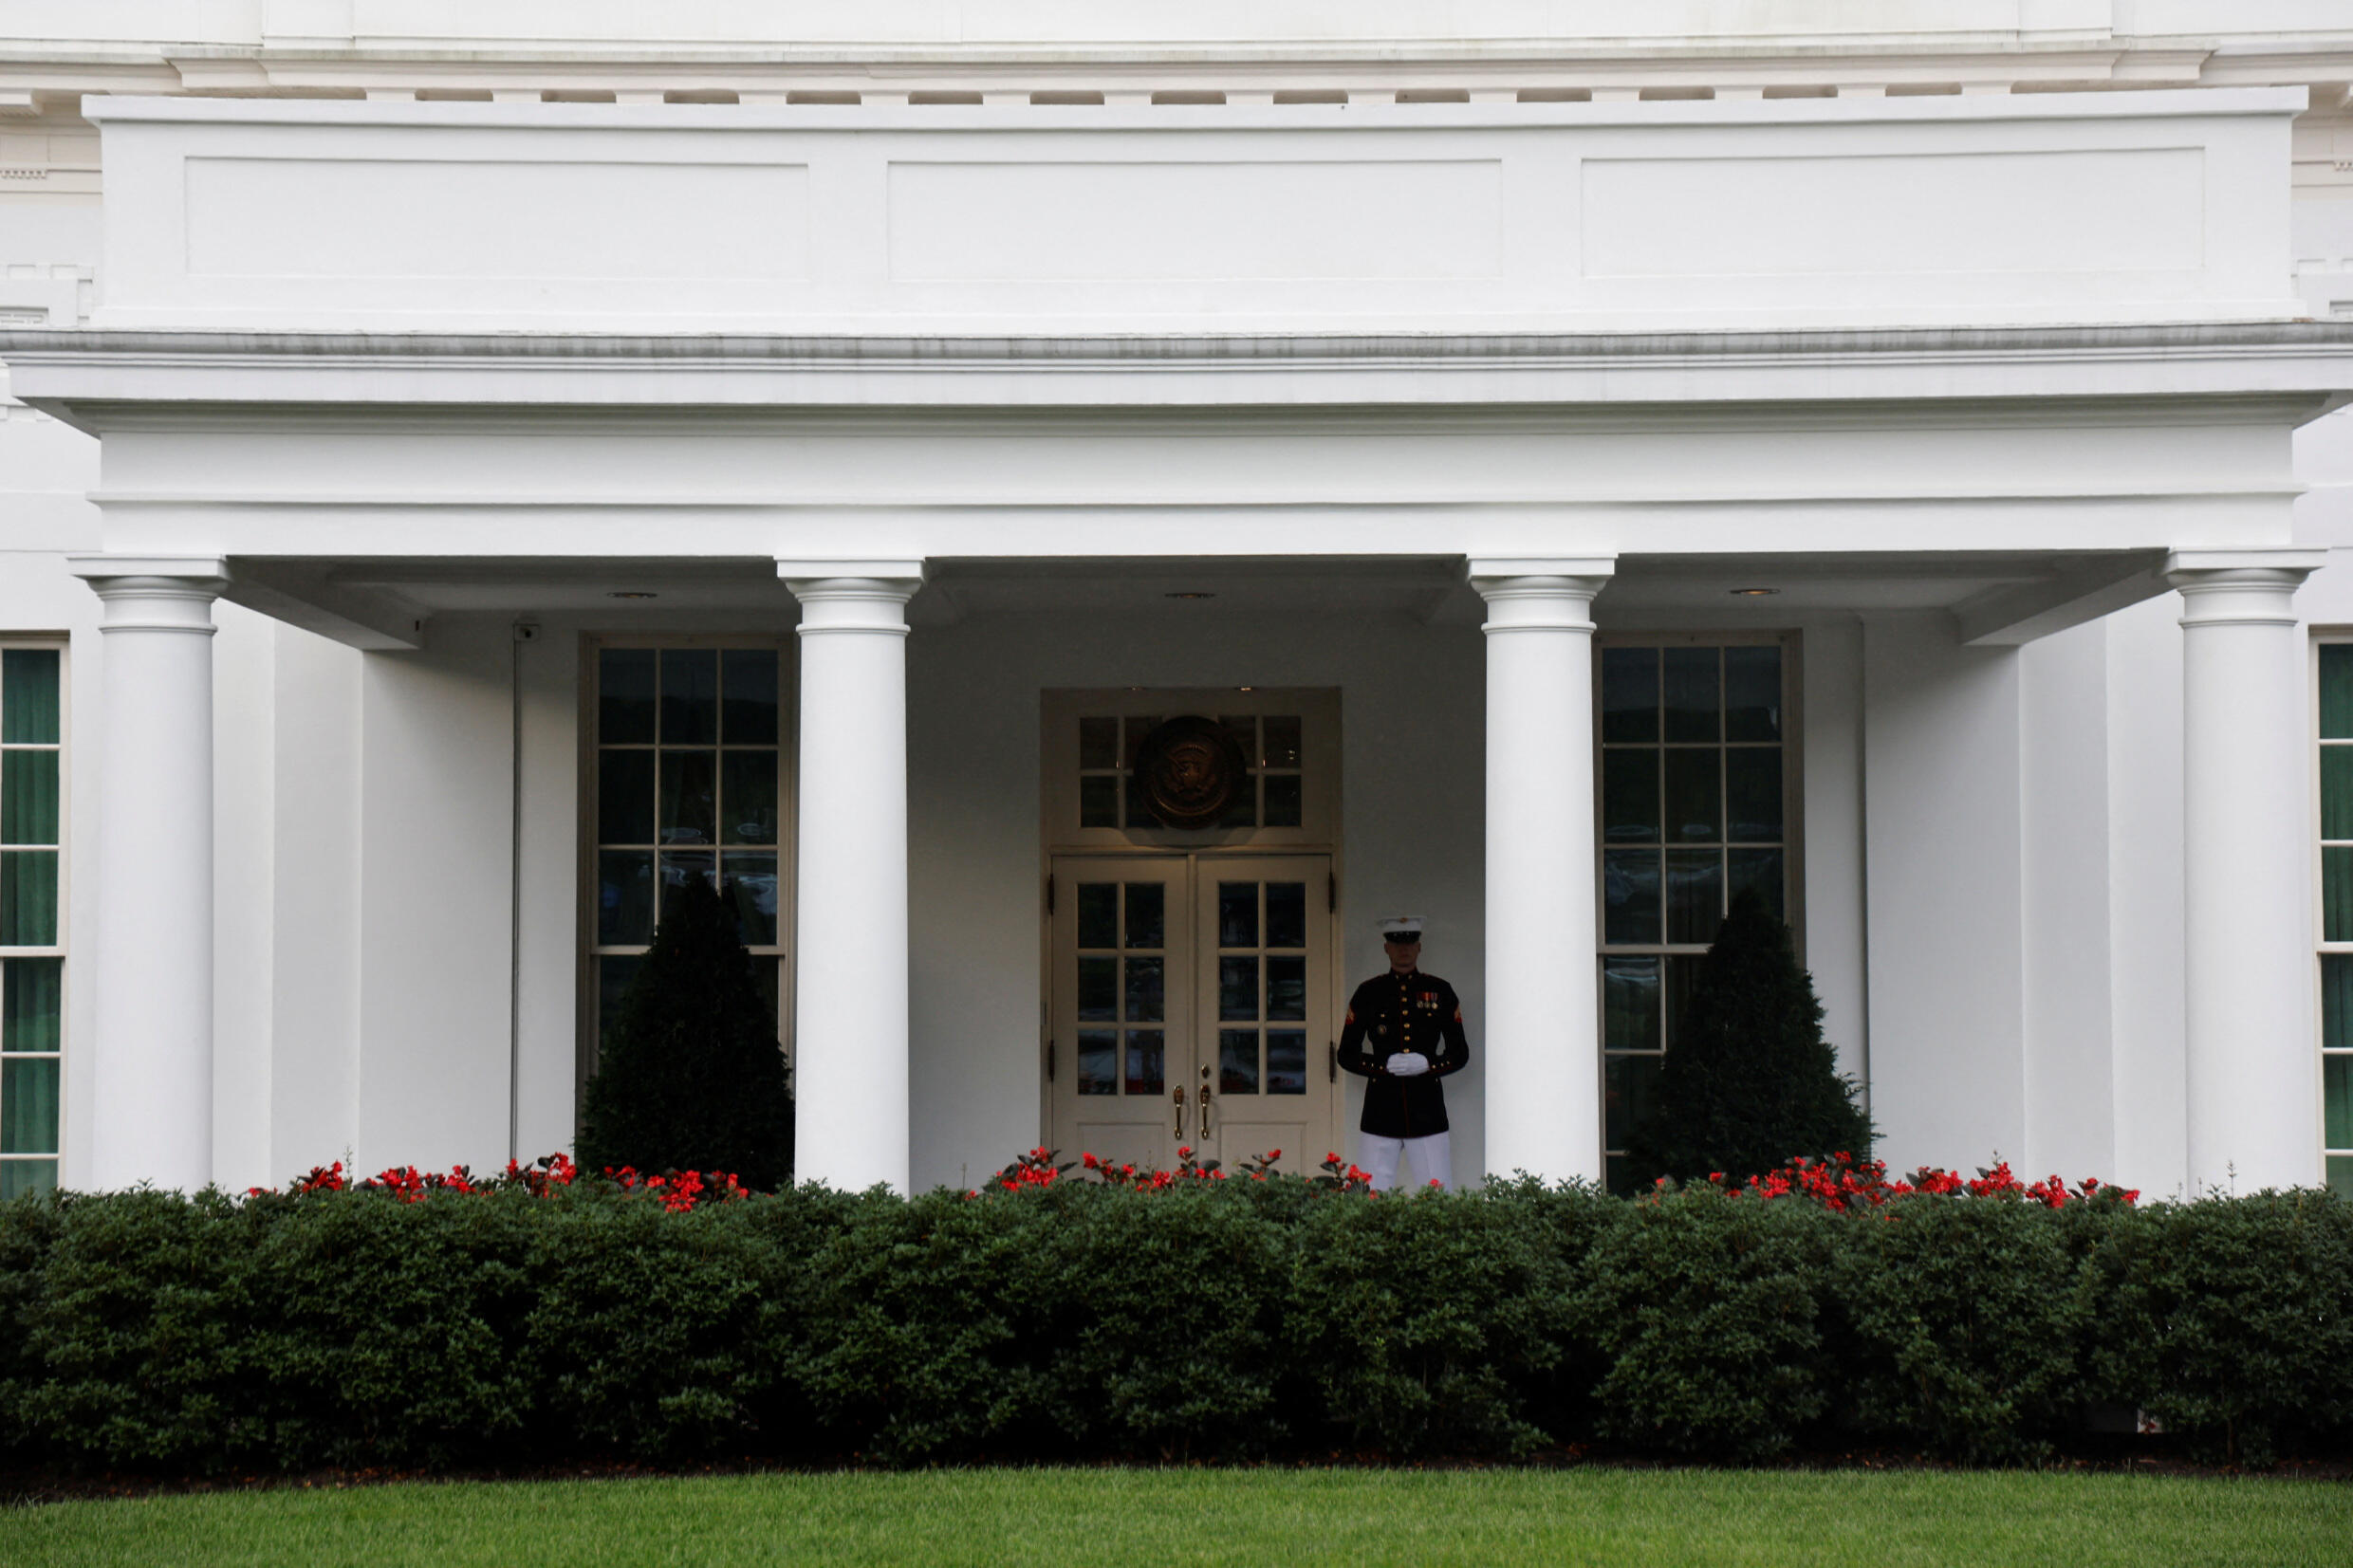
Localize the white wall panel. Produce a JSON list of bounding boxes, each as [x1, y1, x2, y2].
[[85, 90, 2304, 334], [2019, 618, 2117, 1181], [355, 619, 512, 1174], [1862, 613, 2026, 1172]]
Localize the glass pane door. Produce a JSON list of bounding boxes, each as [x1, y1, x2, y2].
[[1193, 857, 1335, 1176], [1048, 858, 1194, 1174]]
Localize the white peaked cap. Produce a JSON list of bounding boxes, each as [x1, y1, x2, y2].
[[1377, 915, 1427, 939]]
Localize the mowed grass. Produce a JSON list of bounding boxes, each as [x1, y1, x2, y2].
[[4, 1467, 2349, 1568]]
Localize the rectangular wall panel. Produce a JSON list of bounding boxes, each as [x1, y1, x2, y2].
[[888, 159, 1503, 282], [185, 157, 811, 281], [1581, 148, 2205, 279]]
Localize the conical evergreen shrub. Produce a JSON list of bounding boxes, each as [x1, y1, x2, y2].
[[1626, 889, 1872, 1187], [577, 876, 793, 1190]]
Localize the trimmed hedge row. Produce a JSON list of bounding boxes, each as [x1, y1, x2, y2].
[[1, 1178, 2348, 1473]]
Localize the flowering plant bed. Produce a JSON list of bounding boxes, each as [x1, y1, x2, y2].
[[0, 1156, 2344, 1476]]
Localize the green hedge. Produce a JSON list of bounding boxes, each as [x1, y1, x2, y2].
[[2, 1178, 2348, 1473]]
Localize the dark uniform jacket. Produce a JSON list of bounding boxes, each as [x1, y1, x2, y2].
[[1338, 968, 1470, 1138]]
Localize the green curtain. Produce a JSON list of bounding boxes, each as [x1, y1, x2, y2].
[[1, 650, 58, 745], [1, 750, 58, 846], [4, 958, 60, 1052], [0, 853, 57, 947]]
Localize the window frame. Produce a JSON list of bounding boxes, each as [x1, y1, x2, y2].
[[0, 636, 66, 1198], [577, 634, 796, 1109], [1592, 628, 1806, 1191], [2312, 635, 2353, 1196]]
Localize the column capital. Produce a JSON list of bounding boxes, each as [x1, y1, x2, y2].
[[778, 560, 927, 635], [67, 554, 231, 590], [1467, 558, 1616, 634], [67, 556, 231, 634], [2164, 546, 2327, 630], [1466, 556, 1618, 593]]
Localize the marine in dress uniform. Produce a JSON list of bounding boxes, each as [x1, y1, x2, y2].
[[1337, 916, 1469, 1190]]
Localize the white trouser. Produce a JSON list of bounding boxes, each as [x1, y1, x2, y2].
[[1360, 1130, 1452, 1192]]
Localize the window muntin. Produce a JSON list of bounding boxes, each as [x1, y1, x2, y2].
[[587, 642, 788, 1075], [2319, 641, 2353, 1198], [1598, 636, 1795, 1195], [0, 645, 62, 1199]]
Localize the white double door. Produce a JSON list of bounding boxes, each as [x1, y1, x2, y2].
[[1048, 854, 1339, 1175]]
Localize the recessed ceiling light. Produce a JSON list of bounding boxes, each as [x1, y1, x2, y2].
[[1165, 591, 1217, 600], [1730, 587, 1780, 597], [607, 590, 659, 600]]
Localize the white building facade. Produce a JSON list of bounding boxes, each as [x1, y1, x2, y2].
[[4, 3, 2353, 1201]]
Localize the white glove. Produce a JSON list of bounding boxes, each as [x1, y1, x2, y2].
[[1386, 1052, 1430, 1078]]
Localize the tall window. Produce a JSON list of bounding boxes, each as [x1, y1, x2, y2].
[[1598, 636, 1795, 1193], [587, 641, 788, 1074], [0, 645, 62, 1198], [2319, 642, 2353, 1198]]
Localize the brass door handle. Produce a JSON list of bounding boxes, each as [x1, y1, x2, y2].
[[1173, 1086, 1186, 1139], [1197, 1085, 1214, 1140]]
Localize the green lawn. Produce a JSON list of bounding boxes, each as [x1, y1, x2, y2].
[[3, 1467, 2348, 1567]]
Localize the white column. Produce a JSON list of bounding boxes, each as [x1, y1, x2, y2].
[[779, 560, 924, 1192], [1469, 557, 1616, 1183], [2166, 547, 2328, 1194], [66, 556, 231, 1191]]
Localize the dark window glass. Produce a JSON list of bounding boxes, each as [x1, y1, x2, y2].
[[1725, 748, 1783, 842], [1602, 749, 1660, 844], [1076, 1030, 1118, 1095], [1266, 956, 1306, 1021], [720, 650, 779, 745], [1218, 883, 1257, 949], [1219, 956, 1259, 1021], [1263, 716, 1303, 767], [1663, 647, 1719, 744], [1125, 1030, 1164, 1096], [597, 850, 655, 946], [1125, 883, 1165, 950], [598, 648, 657, 744], [1079, 775, 1119, 828], [722, 852, 779, 945], [1663, 749, 1720, 843], [1664, 954, 1708, 1054], [1729, 848, 1786, 923], [1666, 848, 1724, 944], [1263, 773, 1303, 827], [659, 751, 718, 845], [660, 649, 719, 745], [1124, 956, 1165, 1024], [1603, 849, 1660, 946], [1079, 716, 1119, 769], [1265, 883, 1306, 950], [1266, 1031, 1307, 1095], [1076, 883, 1117, 950], [1077, 956, 1117, 1022], [1602, 648, 1658, 744], [1604, 1053, 1662, 1153], [598, 749, 655, 845], [1603, 956, 1661, 1052], [1220, 1028, 1260, 1094], [720, 750, 780, 846], [1724, 645, 1783, 742]]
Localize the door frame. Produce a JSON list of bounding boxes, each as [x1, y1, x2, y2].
[[1044, 848, 1340, 1171], [1038, 688, 1344, 1152]]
